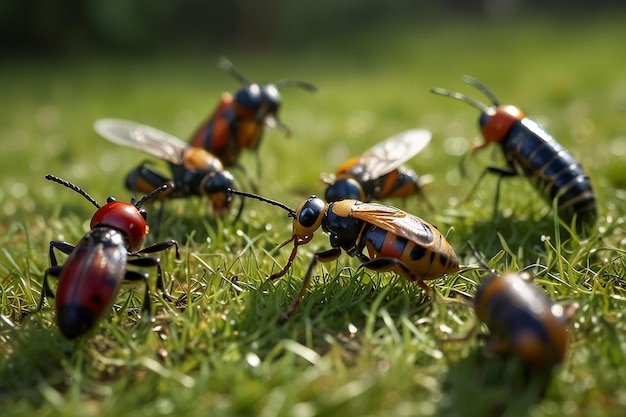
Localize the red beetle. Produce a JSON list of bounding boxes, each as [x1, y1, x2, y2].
[[34, 175, 179, 339]]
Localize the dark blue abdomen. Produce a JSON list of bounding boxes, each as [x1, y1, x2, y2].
[[502, 118, 596, 231]]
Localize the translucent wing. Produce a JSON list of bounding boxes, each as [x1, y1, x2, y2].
[[349, 201, 437, 244], [94, 118, 188, 164], [360, 129, 431, 180]]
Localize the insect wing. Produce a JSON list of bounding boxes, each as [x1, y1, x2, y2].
[[94, 118, 188, 164], [350, 202, 437, 244], [361, 129, 431, 180]]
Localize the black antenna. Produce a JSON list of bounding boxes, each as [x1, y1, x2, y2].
[[462, 75, 501, 106], [467, 241, 495, 274], [45, 174, 101, 209], [274, 79, 317, 92], [135, 184, 169, 209], [218, 56, 250, 85], [227, 188, 295, 217], [430, 87, 490, 113]]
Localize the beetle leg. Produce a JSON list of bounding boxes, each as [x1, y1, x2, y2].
[[49, 240, 75, 267], [21, 265, 63, 320], [283, 248, 342, 319], [135, 239, 180, 260], [122, 270, 152, 314], [127, 256, 176, 302]]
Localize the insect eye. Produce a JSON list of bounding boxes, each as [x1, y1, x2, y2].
[[106, 196, 116, 203], [139, 208, 147, 220], [298, 198, 325, 228]]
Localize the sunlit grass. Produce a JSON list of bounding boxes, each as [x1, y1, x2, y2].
[[2, 13, 626, 417]]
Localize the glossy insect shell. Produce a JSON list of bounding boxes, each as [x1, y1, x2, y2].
[[327, 200, 459, 280], [55, 228, 127, 339], [190, 93, 265, 166], [474, 271, 572, 371], [477, 104, 597, 232], [235, 83, 281, 115], [293, 196, 327, 238], [284, 197, 459, 288], [90, 200, 148, 252]]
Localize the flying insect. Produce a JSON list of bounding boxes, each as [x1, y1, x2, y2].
[[321, 128, 433, 208], [190, 57, 317, 174], [95, 118, 237, 216]]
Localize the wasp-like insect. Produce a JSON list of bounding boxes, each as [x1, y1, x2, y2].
[[230, 189, 459, 318], [468, 243, 578, 372], [431, 76, 597, 234], [320, 128, 434, 209], [94, 118, 237, 217], [190, 57, 316, 174], [33, 175, 179, 339]]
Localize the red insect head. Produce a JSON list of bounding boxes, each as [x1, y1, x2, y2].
[[90, 200, 148, 251]]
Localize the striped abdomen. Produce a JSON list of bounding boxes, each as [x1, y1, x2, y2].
[[503, 118, 597, 232]]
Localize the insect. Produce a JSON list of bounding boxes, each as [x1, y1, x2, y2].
[[34, 174, 179, 339], [94, 118, 237, 217], [320, 128, 434, 208], [431, 76, 597, 234], [190, 57, 316, 173], [469, 243, 578, 372], [229, 189, 460, 318]]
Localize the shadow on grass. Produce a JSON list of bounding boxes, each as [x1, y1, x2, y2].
[[440, 348, 555, 417]]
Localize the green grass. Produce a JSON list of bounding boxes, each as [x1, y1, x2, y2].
[[2, 13, 626, 417]]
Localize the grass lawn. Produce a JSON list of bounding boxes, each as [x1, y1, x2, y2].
[[1, 13, 626, 417]]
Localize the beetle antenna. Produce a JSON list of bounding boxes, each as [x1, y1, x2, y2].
[[467, 241, 495, 273], [134, 184, 169, 209], [45, 174, 101, 209], [227, 189, 296, 217], [274, 79, 317, 92], [462, 75, 501, 107], [218, 56, 250, 86], [430, 87, 491, 113]]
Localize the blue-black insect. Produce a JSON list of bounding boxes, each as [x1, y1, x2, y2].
[[431, 76, 597, 234]]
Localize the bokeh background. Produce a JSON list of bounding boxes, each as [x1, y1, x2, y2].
[[2, 0, 622, 55]]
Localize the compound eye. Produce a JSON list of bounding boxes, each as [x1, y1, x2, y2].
[[106, 196, 116, 203], [298, 197, 325, 228], [139, 208, 147, 220]]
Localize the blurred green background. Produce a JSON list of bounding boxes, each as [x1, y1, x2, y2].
[[3, 1, 621, 55]]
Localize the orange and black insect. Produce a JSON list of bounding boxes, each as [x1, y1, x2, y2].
[[320, 128, 434, 209], [469, 243, 578, 372], [230, 189, 459, 318], [190, 57, 316, 174], [431, 76, 597, 234], [32, 175, 179, 339], [94, 118, 237, 217]]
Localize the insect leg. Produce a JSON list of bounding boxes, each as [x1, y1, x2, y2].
[[283, 248, 342, 319], [484, 165, 517, 220], [49, 240, 75, 266], [21, 265, 63, 320], [268, 237, 299, 280], [135, 239, 180, 259], [360, 257, 433, 298], [127, 256, 176, 302], [123, 270, 152, 314]]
